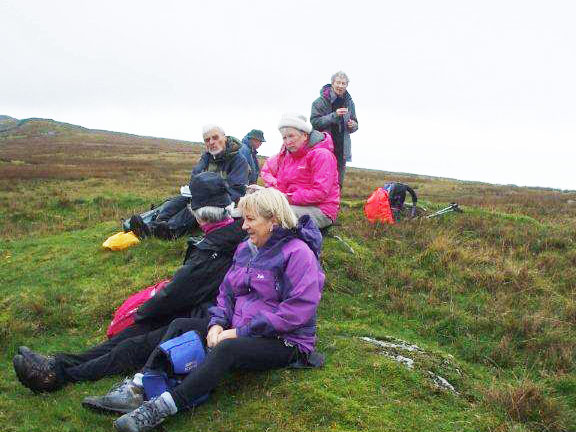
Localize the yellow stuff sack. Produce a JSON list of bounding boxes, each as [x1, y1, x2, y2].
[[102, 231, 140, 251]]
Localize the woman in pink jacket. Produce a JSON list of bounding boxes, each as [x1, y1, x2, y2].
[[260, 113, 340, 229]]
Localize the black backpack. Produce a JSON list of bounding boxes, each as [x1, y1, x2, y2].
[[381, 182, 418, 220]]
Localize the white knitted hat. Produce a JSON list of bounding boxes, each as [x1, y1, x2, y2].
[[277, 113, 313, 133]]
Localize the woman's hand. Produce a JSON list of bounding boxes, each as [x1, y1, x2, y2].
[[207, 325, 224, 348], [347, 119, 357, 130], [216, 328, 238, 344], [336, 108, 348, 116]]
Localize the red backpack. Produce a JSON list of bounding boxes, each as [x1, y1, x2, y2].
[[364, 188, 395, 224], [107, 279, 171, 338]]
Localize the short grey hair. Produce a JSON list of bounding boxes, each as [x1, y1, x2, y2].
[[279, 127, 309, 140], [192, 206, 230, 223], [331, 71, 349, 84], [202, 124, 226, 138]]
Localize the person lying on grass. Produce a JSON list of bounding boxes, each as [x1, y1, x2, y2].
[[13, 172, 246, 392], [259, 113, 340, 229]]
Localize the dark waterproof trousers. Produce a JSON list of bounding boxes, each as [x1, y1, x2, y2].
[[150, 195, 198, 239], [330, 127, 346, 188], [55, 322, 170, 383], [144, 318, 298, 411]]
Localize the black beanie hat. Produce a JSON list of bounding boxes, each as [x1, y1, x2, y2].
[[189, 172, 232, 210]]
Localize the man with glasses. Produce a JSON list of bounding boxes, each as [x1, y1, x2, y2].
[[129, 125, 249, 239]]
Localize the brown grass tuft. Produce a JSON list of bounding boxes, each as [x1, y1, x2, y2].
[[485, 379, 569, 431]]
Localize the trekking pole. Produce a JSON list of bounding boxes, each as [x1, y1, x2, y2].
[[427, 204, 458, 218], [426, 203, 462, 219]]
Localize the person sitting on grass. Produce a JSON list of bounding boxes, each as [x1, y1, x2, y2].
[[239, 128, 266, 184], [259, 113, 340, 229], [129, 124, 249, 240], [61, 188, 324, 432], [13, 172, 246, 394]]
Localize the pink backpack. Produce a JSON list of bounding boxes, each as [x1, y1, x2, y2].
[[106, 279, 171, 338]]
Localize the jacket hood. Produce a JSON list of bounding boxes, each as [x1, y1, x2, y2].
[[266, 215, 323, 259], [320, 83, 352, 103], [288, 130, 333, 159], [308, 130, 333, 151], [226, 136, 242, 154]]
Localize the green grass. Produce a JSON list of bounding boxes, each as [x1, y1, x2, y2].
[[1, 120, 575, 431]]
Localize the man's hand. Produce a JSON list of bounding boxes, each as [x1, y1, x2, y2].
[[347, 119, 357, 130], [336, 108, 349, 116], [207, 325, 223, 348]]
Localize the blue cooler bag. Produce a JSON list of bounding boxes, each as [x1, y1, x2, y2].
[[142, 330, 209, 406]]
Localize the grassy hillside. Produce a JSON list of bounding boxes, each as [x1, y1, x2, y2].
[[1, 119, 575, 432]]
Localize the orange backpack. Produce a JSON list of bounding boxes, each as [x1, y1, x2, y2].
[[364, 188, 395, 224]]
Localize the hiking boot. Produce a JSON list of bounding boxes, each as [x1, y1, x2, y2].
[[13, 353, 61, 393], [18, 346, 55, 365], [83, 378, 144, 414], [114, 396, 174, 432], [129, 215, 151, 239]]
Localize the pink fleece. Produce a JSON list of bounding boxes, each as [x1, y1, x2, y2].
[[261, 132, 340, 220], [200, 217, 235, 234]]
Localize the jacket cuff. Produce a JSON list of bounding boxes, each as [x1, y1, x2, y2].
[[208, 318, 228, 329], [236, 324, 251, 337]]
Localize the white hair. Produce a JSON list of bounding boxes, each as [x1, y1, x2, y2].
[[202, 124, 226, 137], [331, 71, 349, 84], [192, 206, 230, 223]]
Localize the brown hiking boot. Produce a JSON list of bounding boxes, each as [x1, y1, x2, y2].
[[13, 352, 61, 393]]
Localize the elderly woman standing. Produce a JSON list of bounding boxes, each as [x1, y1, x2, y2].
[[310, 71, 358, 188], [110, 188, 325, 432], [260, 113, 340, 229]]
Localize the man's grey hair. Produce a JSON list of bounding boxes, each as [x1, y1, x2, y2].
[[331, 71, 349, 84], [202, 124, 226, 138], [192, 205, 231, 223]]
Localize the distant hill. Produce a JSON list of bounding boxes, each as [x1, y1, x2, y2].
[[0, 116, 153, 139], [0, 115, 19, 132], [1, 115, 576, 432]]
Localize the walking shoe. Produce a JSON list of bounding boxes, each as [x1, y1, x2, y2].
[[13, 353, 61, 393], [83, 378, 144, 414], [114, 396, 174, 432], [18, 346, 55, 365], [129, 215, 151, 239]]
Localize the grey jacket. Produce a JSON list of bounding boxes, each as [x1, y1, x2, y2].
[[310, 84, 358, 162]]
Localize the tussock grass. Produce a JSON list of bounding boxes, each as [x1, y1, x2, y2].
[[1, 121, 575, 431]]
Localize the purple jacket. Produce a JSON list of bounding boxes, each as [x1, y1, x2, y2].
[[209, 215, 324, 354]]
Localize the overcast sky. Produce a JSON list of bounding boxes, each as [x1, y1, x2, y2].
[[1, 0, 575, 190]]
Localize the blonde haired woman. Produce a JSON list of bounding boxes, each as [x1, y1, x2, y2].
[[112, 188, 325, 432]]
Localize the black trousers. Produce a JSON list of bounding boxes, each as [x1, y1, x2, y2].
[[55, 322, 169, 383], [148, 318, 298, 411], [56, 318, 298, 412], [150, 195, 198, 239], [331, 130, 346, 188]]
